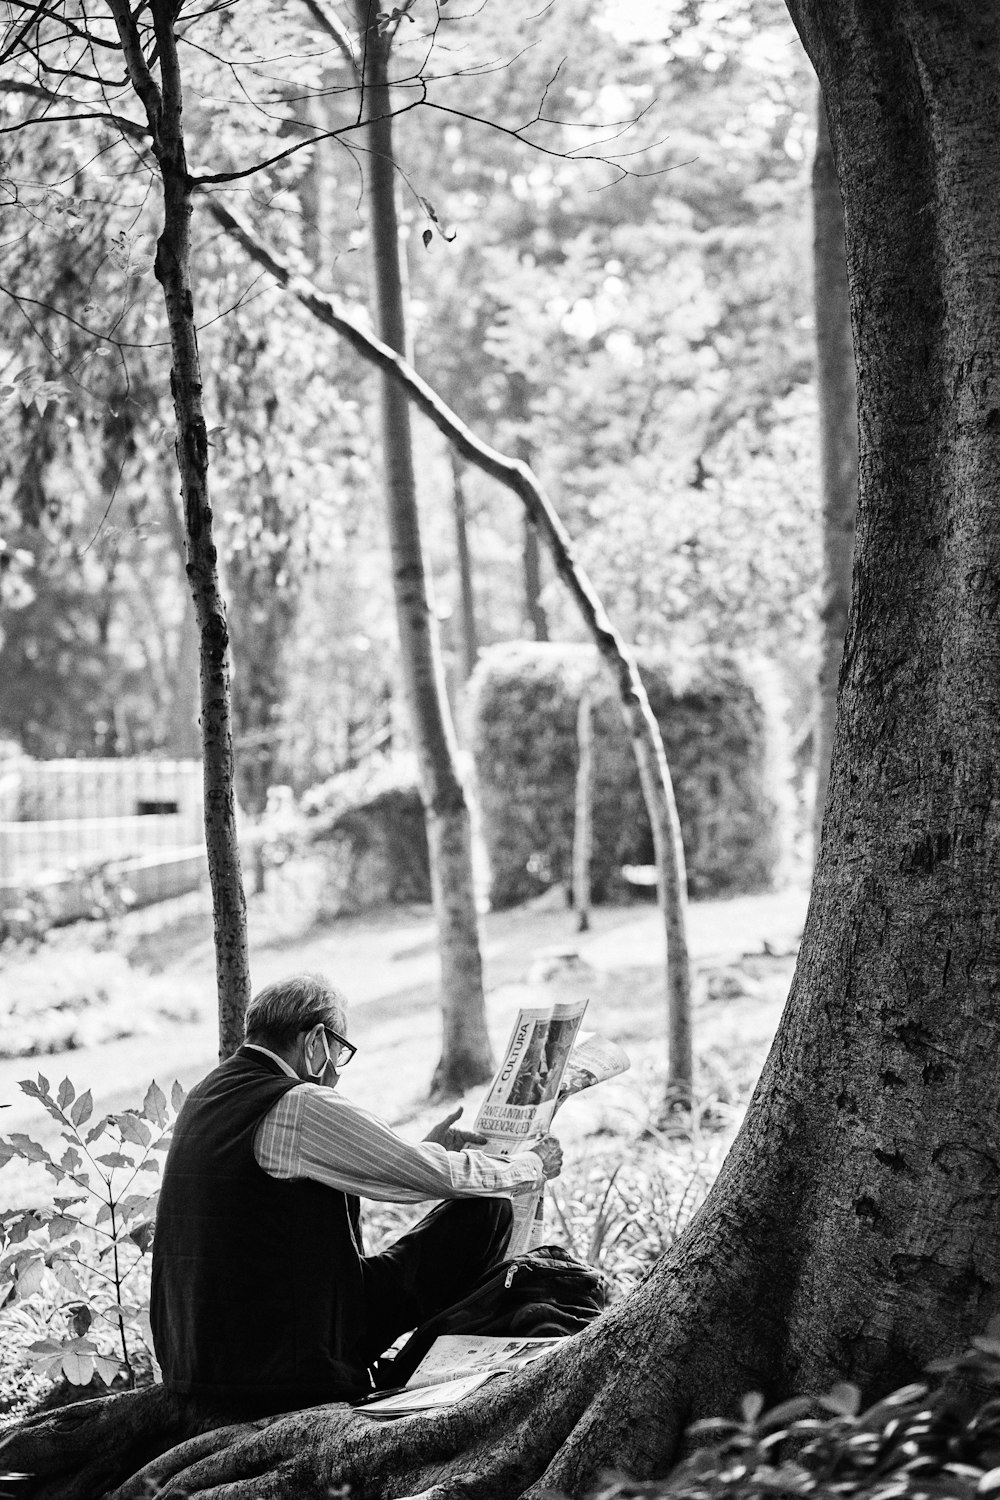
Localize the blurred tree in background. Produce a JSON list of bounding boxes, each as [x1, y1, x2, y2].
[[0, 0, 819, 817]]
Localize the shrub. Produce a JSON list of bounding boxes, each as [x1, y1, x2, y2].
[[304, 755, 431, 915], [588, 1327, 1000, 1497], [466, 643, 792, 910]]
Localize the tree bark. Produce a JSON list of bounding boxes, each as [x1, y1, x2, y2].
[[523, 515, 548, 642], [510, 376, 549, 642], [448, 449, 480, 683], [209, 204, 695, 1103], [572, 683, 594, 934], [161, 489, 203, 759], [812, 82, 858, 857], [353, 0, 493, 1095], [106, 0, 249, 1059]]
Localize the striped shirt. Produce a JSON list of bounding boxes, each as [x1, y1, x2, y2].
[[247, 1046, 543, 1203]]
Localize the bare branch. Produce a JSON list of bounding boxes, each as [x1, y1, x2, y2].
[[297, 0, 356, 71]]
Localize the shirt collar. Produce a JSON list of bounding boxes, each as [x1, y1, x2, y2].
[[243, 1042, 299, 1079]]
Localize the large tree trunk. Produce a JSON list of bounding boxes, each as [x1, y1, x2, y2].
[[107, 0, 249, 1058], [5, 5, 1000, 1496], [812, 82, 858, 855], [353, 0, 493, 1095]]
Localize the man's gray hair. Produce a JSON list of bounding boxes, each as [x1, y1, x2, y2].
[[244, 974, 347, 1049]]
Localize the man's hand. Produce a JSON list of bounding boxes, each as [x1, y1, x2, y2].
[[424, 1106, 489, 1153], [529, 1134, 563, 1181]]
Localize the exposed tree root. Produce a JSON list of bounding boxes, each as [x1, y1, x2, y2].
[[0, 1235, 776, 1500], [0, 1386, 248, 1500]]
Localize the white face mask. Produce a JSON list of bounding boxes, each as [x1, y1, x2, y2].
[[305, 1029, 334, 1082]]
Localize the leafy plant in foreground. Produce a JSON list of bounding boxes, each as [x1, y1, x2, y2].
[[589, 1322, 1000, 1498], [0, 1075, 184, 1390]]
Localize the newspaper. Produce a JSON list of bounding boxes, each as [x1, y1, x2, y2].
[[407, 1333, 561, 1388], [356, 1020, 632, 1418], [356, 1335, 562, 1416], [474, 999, 588, 1147], [555, 1032, 630, 1109], [356, 1369, 495, 1417], [473, 1001, 630, 1253]]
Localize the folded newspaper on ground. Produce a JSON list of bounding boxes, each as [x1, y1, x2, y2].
[[358, 1335, 563, 1417], [473, 1000, 630, 1254]]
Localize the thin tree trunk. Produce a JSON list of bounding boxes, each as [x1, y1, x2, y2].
[[353, 0, 492, 1095], [449, 448, 480, 682], [523, 515, 548, 642], [210, 201, 694, 1102], [812, 82, 858, 857], [161, 489, 203, 758], [572, 684, 594, 933], [510, 376, 548, 641], [107, 0, 249, 1058]]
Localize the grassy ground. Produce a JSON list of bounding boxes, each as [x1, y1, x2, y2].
[[0, 878, 808, 1418]]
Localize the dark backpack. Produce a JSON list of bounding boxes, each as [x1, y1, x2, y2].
[[382, 1244, 608, 1388]]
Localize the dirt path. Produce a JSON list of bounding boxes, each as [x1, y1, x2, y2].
[[0, 887, 807, 1206]]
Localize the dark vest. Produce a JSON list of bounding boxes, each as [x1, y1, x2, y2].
[[150, 1046, 368, 1409]]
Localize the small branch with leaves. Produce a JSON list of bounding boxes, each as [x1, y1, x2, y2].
[[0, 1073, 185, 1391]]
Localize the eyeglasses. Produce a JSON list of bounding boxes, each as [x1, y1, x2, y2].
[[321, 1026, 357, 1069]]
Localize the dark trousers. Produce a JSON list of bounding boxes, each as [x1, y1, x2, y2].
[[354, 1196, 513, 1372]]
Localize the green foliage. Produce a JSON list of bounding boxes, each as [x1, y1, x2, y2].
[[587, 1328, 1000, 1497], [0, 1074, 184, 1393], [467, 642, 792, 909]]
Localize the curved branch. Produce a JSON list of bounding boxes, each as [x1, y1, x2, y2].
[[209, 200, 694, 1095]]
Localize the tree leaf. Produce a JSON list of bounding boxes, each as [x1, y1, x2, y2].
[[170, 1080, 187, 1113], [47, 1214, 79, 1242], [70, 1091, 93, 1128], [8, 1134, 52, 1165], [821, 1381, 861, 1417], [119, 1193, 156, 1221], [94, 1354, 123, 1385], [17, 1082, 65, 1126], [3, 1210, 40, 1245], [16, 1258, 46, 1297], [115, 1113, 150, 1148], [53, 1260, 83, 1296], [128, 1219, 154, 1253], [143, 1081, 168, 1128], [95, 1153, 133, 1170], [741, 1391, 765, 1425], [62, 1350, 95, 1385], [27, 1336, 63, 1355], [70, 1303, 93, 1336], [57, 1078, 75, 1111]]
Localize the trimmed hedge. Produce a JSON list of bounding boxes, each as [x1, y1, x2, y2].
[[466, 642, 792, 910], [304, 758, 431, 915]]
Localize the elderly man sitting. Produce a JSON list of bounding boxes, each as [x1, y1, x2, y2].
[[151, 974, 562, 1415]]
